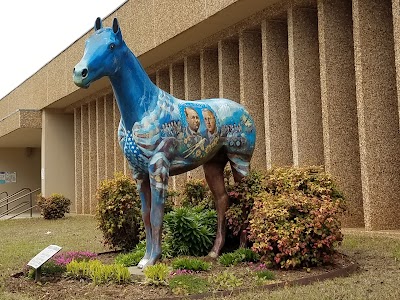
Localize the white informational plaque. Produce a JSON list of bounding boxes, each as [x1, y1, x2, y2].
[[27, 245, 62, 269]]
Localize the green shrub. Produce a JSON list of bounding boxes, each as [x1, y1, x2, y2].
[[96, 172, 143, 251], [180, 178, 214, 209], [115, 248, 145, 267], [171, 257, 211, 272], [27, 261, 65, 279], [164, 207, 217, 257], [255, 269, 275, 280], [208, 271, 243, 290], [218, 248, 259, 267], [37, 193, 71, 219], [169, 275, 209, 295], [143, 263, 170, 285], [249, 191, 345, 269], [66, 259, 131, 284], [225, 171, 265, 237]]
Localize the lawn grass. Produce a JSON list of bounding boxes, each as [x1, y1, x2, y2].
[[1, 216, 400, 300], [0, 215, 108, 300]]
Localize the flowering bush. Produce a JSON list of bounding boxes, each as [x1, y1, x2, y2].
[[52, 251, 97, 266], [37, 193, 71, 219]]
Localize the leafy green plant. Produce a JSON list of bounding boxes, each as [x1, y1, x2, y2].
[[169, 275, 209, 295], [143, 263, 170, 286], [115, 248, 145, 267], [255, 269, 275, 280], [249, 191, 345, 269], [37, 193, 71, 219], [96, 172, 143, 251], [164, 207, 217, 256], [208, 271, 243, 290], [171, 257, 211, 272], [27, 260, 65, 279], [218, 248, 259, 267], [66, 259, 131, 284], [181, 178, 214, 209]]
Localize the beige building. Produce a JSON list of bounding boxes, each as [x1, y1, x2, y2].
[[0, 0, 399, 229]]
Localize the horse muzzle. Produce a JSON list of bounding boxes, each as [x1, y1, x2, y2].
[[73, 65, 91, 88]]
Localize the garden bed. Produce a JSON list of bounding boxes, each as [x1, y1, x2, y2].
[[5, 252, 356, 300]]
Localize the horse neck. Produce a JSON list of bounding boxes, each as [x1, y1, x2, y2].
[[109, 48, 159, 130]]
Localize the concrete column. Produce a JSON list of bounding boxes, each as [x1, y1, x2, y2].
[[81, 105, 90, 214], [239, 29, 266, 169], [218, 40, 240, 102], [353, 0, 400, 229], [392, 0, 400, 130], [288, 4, 324, 166], [74, 108, 82, 214], [170, 63, 188, 190], [96, 96, 106, 186], [156, 69, 170, 93], [88, 102, 98, 214], [114, 99, 125, 174], [262, 20, 293, 169], [41, 109, 75, 211], [184, 55, 205, 180], [201, 49, 219, 99], [318, 0, 364, 227], [184, 56, 201, 100], [105, 94, 115, 180]]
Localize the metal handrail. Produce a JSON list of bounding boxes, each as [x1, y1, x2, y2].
[[0, 202, 29, 218], [0, 188, 31, 212], [0, 191, 8, 198], [8, 205, 38, 220], [0, 188, 40, 218]]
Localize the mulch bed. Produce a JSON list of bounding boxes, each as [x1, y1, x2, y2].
[[5, 252, 357, 300]]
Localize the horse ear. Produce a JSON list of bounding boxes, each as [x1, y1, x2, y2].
[[112, 18, 120, 34], [94, 17, 102, 31]]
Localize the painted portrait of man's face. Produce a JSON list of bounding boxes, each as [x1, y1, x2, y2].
[[185, 107, 200, 132], [202, 109, 216, 134]]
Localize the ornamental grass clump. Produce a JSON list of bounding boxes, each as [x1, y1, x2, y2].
[[171, 257, 211, 272], [143, 263, 170, 286]]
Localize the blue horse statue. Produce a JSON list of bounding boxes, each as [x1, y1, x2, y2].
[[73, 17, 256, 268]]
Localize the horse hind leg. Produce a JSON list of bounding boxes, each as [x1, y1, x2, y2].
[[227, 153, 251, 247], [203, 157, 229, 258]]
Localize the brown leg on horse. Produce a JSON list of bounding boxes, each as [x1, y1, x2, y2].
[[203, 159, 228, 258]]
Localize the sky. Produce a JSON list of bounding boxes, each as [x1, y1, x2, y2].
[[0, 0, 127, 100]]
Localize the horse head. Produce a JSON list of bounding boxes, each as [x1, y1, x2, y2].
[[73, 17, 124, 88]]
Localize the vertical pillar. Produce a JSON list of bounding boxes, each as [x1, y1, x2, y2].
[[74, 108, 82, 214], [88, 101, 98, 214], [353, 0, 400, 229], [41, 109, 75, 212], [218, 40, 240, 102], [96, 96, 106, 186], [318, 0, 363, 227], [81, 105, 90, 214], [392, 0, 400, 130], [201, 49, 219, 99], [185, 56, 205, 180], [239, 29, 266, 169], [114, 99, 125, 174], [262, 20, 293, 169], [104, 94, 115, 179], [288, 3, 324, 166]]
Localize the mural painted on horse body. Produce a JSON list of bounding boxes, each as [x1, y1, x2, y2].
[[73, 17, 255, 268]]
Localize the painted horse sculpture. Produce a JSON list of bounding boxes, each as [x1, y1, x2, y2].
[[73, 17, 256, 268]]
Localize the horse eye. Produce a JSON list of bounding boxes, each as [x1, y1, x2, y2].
[[109, 43, 115, 50]]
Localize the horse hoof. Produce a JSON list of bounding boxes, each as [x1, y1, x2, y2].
[[137, 258, 149, 269], [208, 251, 219, 259]]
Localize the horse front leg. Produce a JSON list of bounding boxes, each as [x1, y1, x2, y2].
[[133, 172, 152, 269], [145, 153, 170, 267]]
